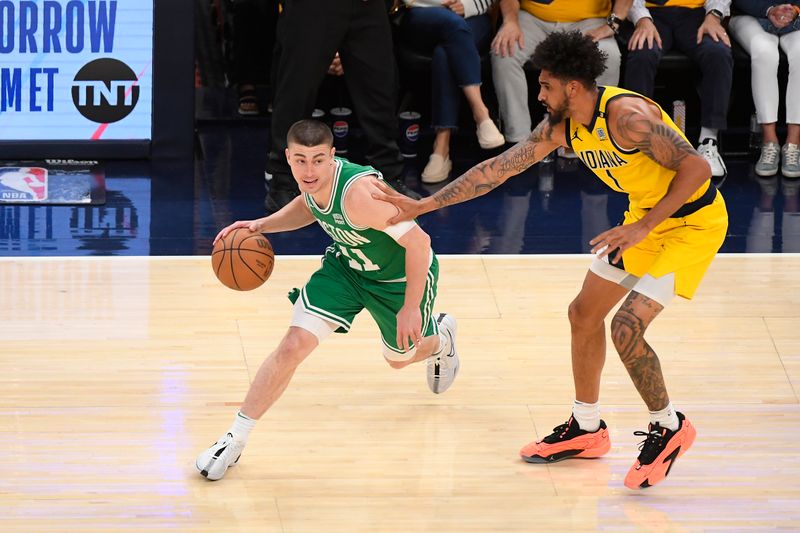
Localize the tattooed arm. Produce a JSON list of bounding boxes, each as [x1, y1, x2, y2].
[[590, 97, 711, 261], [372, 117, 564, 223], [613, 98, 711, 230]]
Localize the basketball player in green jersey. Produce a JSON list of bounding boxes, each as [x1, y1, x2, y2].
[[372, 30, 728, 489], [196, 119, 459, 481]]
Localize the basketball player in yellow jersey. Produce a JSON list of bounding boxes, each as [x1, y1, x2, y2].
[[373, 30, 728, 490]]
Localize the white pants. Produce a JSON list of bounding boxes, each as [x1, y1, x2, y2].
[[729, 16, 800, 125], [491, 12, 621, 142]]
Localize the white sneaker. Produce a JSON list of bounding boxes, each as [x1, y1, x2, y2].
[[755, 142, 781, 177], [782, 143, 800, 178], [196, 432, 245, 481], [421, 153, 452, 184], [427, 313, 459, 394], [476, 119, 505, 149], [697, 138, 727, 177]]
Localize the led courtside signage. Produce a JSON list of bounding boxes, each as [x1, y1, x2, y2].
[[0, 1, 153, 141]]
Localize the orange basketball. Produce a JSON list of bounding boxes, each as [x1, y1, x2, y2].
[[211, 228, 275, 291]]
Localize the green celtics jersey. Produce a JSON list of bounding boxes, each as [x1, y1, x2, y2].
[[303, 157, 416, 282]]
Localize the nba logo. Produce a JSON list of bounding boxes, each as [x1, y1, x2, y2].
[[0, 167, 48, 201], [596, 128, 607, 141]]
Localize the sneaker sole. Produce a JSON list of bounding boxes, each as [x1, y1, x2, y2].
[[755, 167, 779, 177], [521, 440, 611, 464], [624, 420, 697, 490], [196, 454, 240, 480], [429, 313, 458, 394]]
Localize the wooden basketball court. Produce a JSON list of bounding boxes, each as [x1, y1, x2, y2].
[[1, 254, 799, 531]]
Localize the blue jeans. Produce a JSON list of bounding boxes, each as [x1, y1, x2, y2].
[[400, 7, 491, 129], [623, 7, 733, 129]]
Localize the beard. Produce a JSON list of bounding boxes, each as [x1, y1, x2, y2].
[[547, 102, 568, 126]]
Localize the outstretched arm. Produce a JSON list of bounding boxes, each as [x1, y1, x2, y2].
[[590, 101, 711, 262], [213, 195, 315, 244], [373, 117, 563, 223]]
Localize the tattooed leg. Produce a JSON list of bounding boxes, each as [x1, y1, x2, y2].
[[610, 292, 669, 411]]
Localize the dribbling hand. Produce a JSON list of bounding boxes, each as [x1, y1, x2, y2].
[[213, 220, 262, 245]]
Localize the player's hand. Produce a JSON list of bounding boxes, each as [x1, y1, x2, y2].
[[396, 304, 423, 353], [697, 13, 730, 46], [213, 219, 262, 245], [589, 221, 650, 264], [491, 21, 524, 57], [628, 17, 662, 51], [441, 0, 465, 17], [370, 178, 425, 224], [584, 23, 614, 42]]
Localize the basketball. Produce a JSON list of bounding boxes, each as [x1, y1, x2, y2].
[[211, 228, 275, 290]]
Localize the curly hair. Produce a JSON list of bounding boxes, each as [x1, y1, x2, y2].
[[531, 30, 608, 87]]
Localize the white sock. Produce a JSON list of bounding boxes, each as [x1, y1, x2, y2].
[[572, 400, 601, 432], [699, 127, 718, 144], [229, 410, 256, 441], [649, 402, 679, 431]]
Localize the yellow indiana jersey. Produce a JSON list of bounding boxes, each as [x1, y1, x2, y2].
[[520, 0, 610, 22], [645, 0, 704, 8], [565, 85, 711, 211]]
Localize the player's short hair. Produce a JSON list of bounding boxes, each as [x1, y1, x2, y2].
[[287, 119, 334, 147], [531, 30, 608, 88]]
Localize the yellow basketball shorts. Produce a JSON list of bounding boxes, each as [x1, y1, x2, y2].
[[620, 190, 728, 300]]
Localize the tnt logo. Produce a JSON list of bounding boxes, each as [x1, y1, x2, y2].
[[0, 167, 48, 201], [72, 58, 140, 123]]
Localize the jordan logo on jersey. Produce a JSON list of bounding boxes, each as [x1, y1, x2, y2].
[[578, 150, 627, 170]]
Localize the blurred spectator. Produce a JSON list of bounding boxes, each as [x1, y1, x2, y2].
[[729, 1, 800, 178], [624, 0, 733, 178], [266, 0, 415, 211], [490, 0, 630, 144], [396, 0, 504, 184], [229, 0, 278, 116]]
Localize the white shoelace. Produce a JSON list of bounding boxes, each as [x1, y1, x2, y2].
[[784, 145, 800, 167], [761, 144, 780, 165]]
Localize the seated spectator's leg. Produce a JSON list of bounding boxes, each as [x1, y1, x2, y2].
[[780, 30, 800, 146], [411, 8, 489, 126], [674, 9, 732, 136], [340, 0, 404, 182], [671, 8, 731, 176], [460, 14, 494, 125], [623, 11, 672, 97], [421, 44, 457, 184], [431, 43, 457, 156], [232, 0, 267, 115], [491, 12, 550, 142], [729, 16, 780, 143], [570, 18, 622, 86], [267, 0, 345, 196]]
